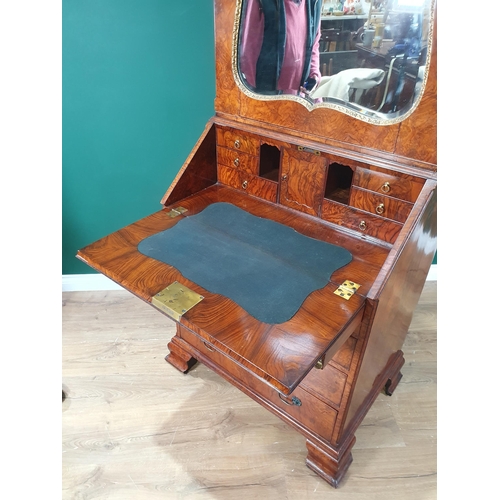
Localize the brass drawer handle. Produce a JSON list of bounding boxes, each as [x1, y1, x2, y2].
[[233, 158, 240, 167], [242, 180, 248, 189], [381, 182, 390, 193], [359, 220, 367, 231], [203, 341, 215, 352], [278, 393, 302, 406], [376, 203, 385, 214], [234, 140, 241, 149]]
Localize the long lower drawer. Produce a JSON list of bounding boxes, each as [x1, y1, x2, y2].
[[177, 324, 338, 442]]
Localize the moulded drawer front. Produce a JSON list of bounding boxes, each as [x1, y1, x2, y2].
[[177, 322, 285, 393], [217, 146, 259, 175], [218, 164, 277, 203], [350, 187, 413, 223], [275, 385, 337, 442], [331, 335, 358, 370], [322, 199, 402, 244], [240, 172, 278, 203], [353, 168, 422, 203], [216, 128, 260, 156], [177, 325, 337, 442], [218, 164, 243, 191], [299, 362, 347, 410]]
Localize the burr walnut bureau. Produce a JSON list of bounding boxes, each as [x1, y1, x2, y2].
[[77, 0, 437, 488]]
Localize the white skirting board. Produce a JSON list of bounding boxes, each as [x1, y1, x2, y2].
[[62, 274, 125, 292], [62, 265, 437, 292]]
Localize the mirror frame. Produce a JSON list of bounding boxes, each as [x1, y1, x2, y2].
[[231, 0, 435, 126]]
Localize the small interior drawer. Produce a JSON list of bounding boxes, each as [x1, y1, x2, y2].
[[350, 186, 413, 223], [322, 199, 403, 244], [217, 146, 259, 175], [353, 168, 423, 203], [218, 164, 277, 203], [218, 164, 242, 190], [216, 127, 260, 156], [239, 171, 278, 203]]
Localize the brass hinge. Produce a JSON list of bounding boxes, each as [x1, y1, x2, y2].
[[151, 281, 204, 321], [334, 280, 361, 300], [166, 206, 188, 218]]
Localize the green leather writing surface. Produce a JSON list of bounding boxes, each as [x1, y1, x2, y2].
[[138, 203, 352, 324]]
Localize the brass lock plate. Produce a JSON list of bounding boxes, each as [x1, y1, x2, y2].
[[152, 281, 204, 321], [334, 280, 361, 300], [297, 145, 321, 156]]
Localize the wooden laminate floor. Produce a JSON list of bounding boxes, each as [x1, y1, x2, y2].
[[62, 281, 436, 500]]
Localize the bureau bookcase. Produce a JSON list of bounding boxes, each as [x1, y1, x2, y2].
[[78, 0, 437, 487]]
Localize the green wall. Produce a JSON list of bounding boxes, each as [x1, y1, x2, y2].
[[63, 0, 215, 274]]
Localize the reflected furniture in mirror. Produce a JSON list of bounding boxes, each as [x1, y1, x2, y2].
[[77, 0, 436, 488], [237, 0, 433, 121]]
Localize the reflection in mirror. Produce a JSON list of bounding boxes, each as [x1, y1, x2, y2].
[[236, 0, 434, 123]]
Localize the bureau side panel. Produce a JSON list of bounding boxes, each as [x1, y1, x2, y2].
[[342, 183, 437, 434], [161, 122, 218, 207]]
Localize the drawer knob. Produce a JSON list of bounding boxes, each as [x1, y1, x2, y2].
[[281, 174, 288, 181], [233, 158, 240, 167], [234, 140, 241, 149], [242, 180, 248, 189], [278, 393, 302, 406], [376, 203, 385, 214], [381, 182, 390, 193], [359, 220, 367, 231]]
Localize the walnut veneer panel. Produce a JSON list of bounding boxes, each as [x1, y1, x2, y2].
[[214, 0, 239, 117], [279, 148, 326, 216], [238, 99, 399, 155], [394, 13, 438, 165]]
